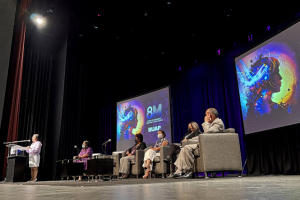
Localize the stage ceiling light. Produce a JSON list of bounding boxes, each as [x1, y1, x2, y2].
[[36, 18, 43, 24], [30, 14, 46, 28]]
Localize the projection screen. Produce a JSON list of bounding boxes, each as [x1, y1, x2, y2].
[[116, 87, 172, 151], [235, 21, 300, 134]]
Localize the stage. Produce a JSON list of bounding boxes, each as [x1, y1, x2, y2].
[[1, 175, 300, 199]]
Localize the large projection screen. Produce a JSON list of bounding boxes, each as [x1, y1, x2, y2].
[[116, 87, 172, 151], [235, 21, 300, 134]]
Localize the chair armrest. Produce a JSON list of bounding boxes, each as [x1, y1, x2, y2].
[[186, 139, 198, 145], [159, 146, 170, 159], [134, 150, 145, 164], [172, 143, 181, 147]]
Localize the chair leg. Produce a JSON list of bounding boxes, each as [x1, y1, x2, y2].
[[205, 172, 209, 179], [212, 172, 217, 178], [162, 173, 165, 178], [222, 172, 225, 177], [195, 173, 198, 178], [136, 174, 139, 178], [238, 171, 242, 178]]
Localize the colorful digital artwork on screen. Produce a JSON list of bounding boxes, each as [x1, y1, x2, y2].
[[117, 100, 145, 141], [116, 87, 171, 151], [236, 42, 299, 132]]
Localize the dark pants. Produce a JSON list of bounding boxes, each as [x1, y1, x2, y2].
[[169, 143, 181, 173]]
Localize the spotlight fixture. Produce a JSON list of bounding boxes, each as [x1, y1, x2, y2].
[[36, 18, 43, 24], [93, 25, 98, 29], [30, 14, 46, 27]]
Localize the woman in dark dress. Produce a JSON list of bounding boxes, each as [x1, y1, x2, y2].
[[164, 122, 201, 178], [119, 133, 146, 178]]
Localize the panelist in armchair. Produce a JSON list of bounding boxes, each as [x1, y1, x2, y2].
[[74, 140, 93, 181], [164, 122, 201, 177], [119, 133, 147, 178], [142, 130, 169, 179], [171, 108, 225, 179]]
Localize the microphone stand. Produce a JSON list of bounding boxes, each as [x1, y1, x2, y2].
[[101, 143, 107, 156]]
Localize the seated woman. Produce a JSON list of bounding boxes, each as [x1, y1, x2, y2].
[[119, 133, 147, 178], [164, 121, 201, 178], [142, 130, 169, 179], [74, 140, 93, 181]]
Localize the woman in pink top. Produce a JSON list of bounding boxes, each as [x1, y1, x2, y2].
[[26, 134, 42, 182], [74, 140, 93, 181]]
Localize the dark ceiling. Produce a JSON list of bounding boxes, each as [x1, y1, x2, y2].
[[25, 1, 300, 73]]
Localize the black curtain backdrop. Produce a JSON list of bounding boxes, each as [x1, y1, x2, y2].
[[58, 59, 87, 162], [170, 49, 247, 172], [246, 125, 300, 175], [17, 49, 53, 179]]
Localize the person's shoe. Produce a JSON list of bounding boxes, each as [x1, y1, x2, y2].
[[163, 156, 172, 163], [177, 173, 194, 179], [32, 178, 37, 182], [119, 174, 129, 179], [168, 173, 182, 178]]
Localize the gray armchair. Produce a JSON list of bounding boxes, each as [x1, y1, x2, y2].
[[119, 150, 145, 178], [151, 146, 170, 178], [193, 132, 243, 178]]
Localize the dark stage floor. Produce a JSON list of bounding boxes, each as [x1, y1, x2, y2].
[[1, 175, 300, 199]]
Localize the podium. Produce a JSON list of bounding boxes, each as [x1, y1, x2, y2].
[[6, 156, 27, 182], [4, 142, 29, 183]]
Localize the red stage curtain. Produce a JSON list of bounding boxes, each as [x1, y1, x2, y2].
[[2, 0, 32, 179]]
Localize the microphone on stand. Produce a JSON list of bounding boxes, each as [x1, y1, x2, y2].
[[102, 139, 111, 145], [102, 139, 111, 156]]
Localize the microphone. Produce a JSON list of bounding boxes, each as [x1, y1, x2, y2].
[[102, 139, 111, 145], [24, 140, 31, 142]]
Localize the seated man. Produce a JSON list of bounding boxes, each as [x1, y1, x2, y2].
[[171, 108, 225, 178]]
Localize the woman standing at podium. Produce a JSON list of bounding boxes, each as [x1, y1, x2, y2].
[[74, 140, 93, 181], [26, 134, 42, 182]]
